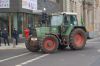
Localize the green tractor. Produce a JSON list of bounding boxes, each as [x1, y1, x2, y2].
[[25, 12, 87, 53]]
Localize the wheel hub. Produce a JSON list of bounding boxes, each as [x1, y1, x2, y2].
[[44, 38, 56, 50]]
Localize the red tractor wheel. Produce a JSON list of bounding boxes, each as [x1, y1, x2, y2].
[[69, 28, 87, 50], [41, 36, 58, 53]]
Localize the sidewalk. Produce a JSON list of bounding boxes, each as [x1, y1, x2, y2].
[[87, 37, 100, 42], [0, 43, 26, 50]]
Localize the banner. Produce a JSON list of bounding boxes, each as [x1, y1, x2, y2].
[[22, 0, 37, 10], [0, 0, 10, 8]]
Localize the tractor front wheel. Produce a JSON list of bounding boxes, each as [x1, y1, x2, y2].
[[41, 36, 58, 53], [69, 28, 87, 50], [25, 36, 40, 52]]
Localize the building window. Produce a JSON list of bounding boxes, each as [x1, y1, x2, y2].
[[17, 13, 23, 34], [27, 14, 34, 28]]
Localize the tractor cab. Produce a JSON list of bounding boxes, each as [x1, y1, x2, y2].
[[51, 12, 78, 26], [36, 12, 78, 38]]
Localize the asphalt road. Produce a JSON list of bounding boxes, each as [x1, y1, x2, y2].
[[0, 37, 100, 66]]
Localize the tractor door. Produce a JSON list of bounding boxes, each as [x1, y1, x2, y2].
[[60, 14, 70, 34], [61, 15, 78, 35], [70, 15, 78, 26]]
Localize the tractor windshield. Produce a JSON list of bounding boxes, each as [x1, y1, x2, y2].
[[51, 15, 63, 26]]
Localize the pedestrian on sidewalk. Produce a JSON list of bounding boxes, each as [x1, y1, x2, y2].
[[0, 28, 2, 46], [2, 28, 10, 46], [12, 28, 19, 48]]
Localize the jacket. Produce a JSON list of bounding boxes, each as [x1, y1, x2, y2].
[[2, 30, 8, 38], [12, 30, 19, 39]]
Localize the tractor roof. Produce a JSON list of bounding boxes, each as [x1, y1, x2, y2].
[[52, 12, 77, 15]]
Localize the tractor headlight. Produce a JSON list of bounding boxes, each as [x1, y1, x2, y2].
[[31, 38, 37, 41]]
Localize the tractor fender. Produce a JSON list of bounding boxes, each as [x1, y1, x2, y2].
[[71, 26, 88, 38], [73, 26, 87, 32]]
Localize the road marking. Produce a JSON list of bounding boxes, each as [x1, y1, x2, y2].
[[87, 42, 100, 43], [0, 52, 31, 63], [16, 54, 49, 66]]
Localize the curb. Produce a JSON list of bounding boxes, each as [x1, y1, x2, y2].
[[0, 43, 26, 50], [87, 37, 100, 42]]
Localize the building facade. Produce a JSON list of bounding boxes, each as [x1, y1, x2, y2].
[[61, 0, 100, 38], [0, 0, 59, 37], [0, 0, 100, 38]]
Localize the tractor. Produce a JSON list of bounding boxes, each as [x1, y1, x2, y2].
[[25, 12, 87, 53]]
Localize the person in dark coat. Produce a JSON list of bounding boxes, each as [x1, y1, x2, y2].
[[12, 28, 19, 45], [0, 28, 2, 46], [2, 28, 10, 46]]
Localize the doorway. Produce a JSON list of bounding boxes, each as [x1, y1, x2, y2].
[[0, 13, 9, 34]]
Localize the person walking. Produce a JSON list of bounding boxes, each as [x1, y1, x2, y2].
[[2, 28, 10, 46], [12, 28, 19, 47], [24, 28, 30, 39], [0, 28, 2, 46]]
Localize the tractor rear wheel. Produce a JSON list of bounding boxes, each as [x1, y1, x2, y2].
[[69, 28, 87, 50], [25, 36, 40, 52], [41, 36, 58, 53]]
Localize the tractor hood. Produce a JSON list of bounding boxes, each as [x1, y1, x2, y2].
[[36, 27, 58, 38]]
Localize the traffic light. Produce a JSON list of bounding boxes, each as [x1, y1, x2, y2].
[[41, 12, 48, 23]]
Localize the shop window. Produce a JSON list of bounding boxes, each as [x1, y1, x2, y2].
[[17, 13, 23, 34], [0, 13, 8, 28], [34, 15, 41, 27], [0, 13, 9, 33], [27, 14, 34, 29]]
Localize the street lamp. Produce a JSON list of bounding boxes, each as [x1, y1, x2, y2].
[[43, 8, 46, 12]]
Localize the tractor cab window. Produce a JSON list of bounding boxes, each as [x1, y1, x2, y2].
[[51, 15, 63, 26], [70, 15, 78, 25], [64, 15, 70, 25]]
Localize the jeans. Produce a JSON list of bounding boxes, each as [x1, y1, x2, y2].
[[3, 38, 9, 46], [13, 38, 18, 45]]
